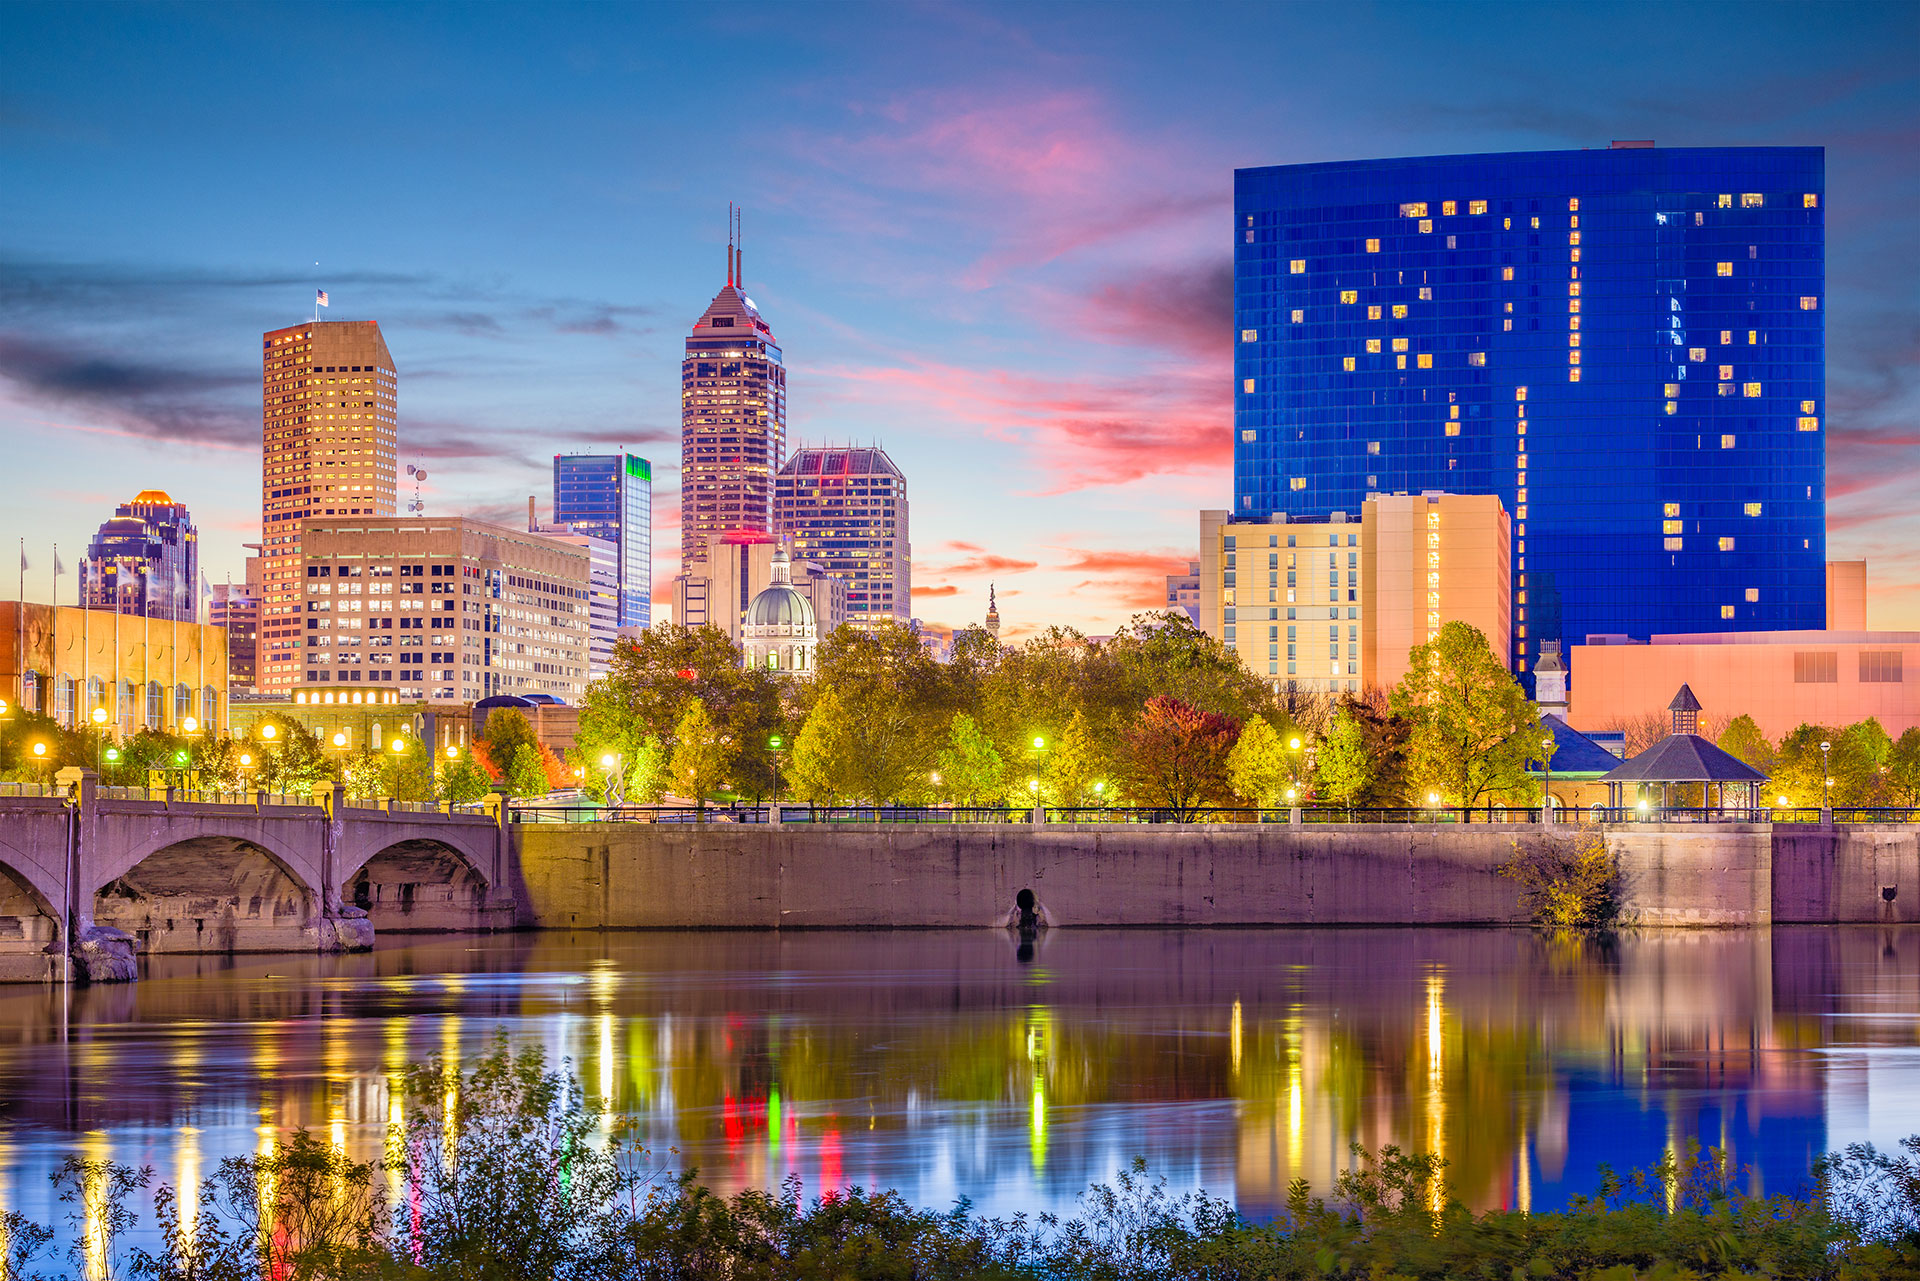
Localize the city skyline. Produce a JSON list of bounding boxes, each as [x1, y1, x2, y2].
[[3, 3, 1916, 639]]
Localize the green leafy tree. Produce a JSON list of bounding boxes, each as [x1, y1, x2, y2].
[[1046, 709, 1108, 807], [802, 623, 946, 803], [1120, 695, 1241, 820], [1845, 716, 1894, 775], [379, 736, 436, 802], [668, 698, 734, 806], [1887, 727, 1920, 807], [1227, 717, 1297, 808], [439, 749, 492, 804], [1390, 621, 1539, 806], [934, 713, 1003, 806], [625, 734, 668, 804], [1316, 708, 1376, 807], [1717, 714, 1776, 773], [507, 743, 550, 799], [1774, 722, 1878, 808], [481, 707, 540, 764]]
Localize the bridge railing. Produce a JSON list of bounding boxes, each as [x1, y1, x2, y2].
[[0, 781, 61, 799]]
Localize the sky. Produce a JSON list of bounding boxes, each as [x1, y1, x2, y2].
[[2, 0, 1916, 639]]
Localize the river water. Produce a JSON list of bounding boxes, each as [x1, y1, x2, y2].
[[1, 927, 1916, 1259]]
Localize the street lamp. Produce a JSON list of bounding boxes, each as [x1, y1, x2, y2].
[[1819, 740, 1832, 810], [30, 740, 48, 784], [180, 715, 201, 790], [1542, 733, 1555, 818], [92, 706, 109, 774], [259, 722, 278, 742]]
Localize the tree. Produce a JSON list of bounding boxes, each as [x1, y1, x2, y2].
[[935, 713, 1003, 807], [1227, 717, 1297, 809], [1044, 709, 1108, 807], [1119, 696, 1240, 820], [1774, 722, 1878, 808], [802, 623, 946, 803], [668, 698, 734, 807], [506, 743, 549, 799], [482, 707, 540, 763], [624, 734, 668, 804], [440, 749, 492, 804], [1316, 708, 1376, 807], [1390, 621, 1538, 806], [1887, 728, 1920, 807], [1717, 715, 1776, 774]]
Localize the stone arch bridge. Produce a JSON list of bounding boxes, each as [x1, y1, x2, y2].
[[0, 778, 509, 982]]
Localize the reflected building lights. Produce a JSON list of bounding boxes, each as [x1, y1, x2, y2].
[[176, 1126, 201, 1253], [1425, 972, 1447, 1213]]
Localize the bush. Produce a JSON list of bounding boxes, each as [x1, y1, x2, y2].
[[1499, 831, 1621, 929]]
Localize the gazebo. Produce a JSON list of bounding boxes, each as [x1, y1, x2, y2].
[[1598, 685, 1767, 817]]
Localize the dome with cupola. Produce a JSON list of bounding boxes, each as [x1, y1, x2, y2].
[[742, 544, 818, 675]]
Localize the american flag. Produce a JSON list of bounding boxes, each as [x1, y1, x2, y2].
[[316, 289, 329, 307]]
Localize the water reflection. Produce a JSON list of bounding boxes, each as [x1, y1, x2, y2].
[[0, 927, 1914, 1251]]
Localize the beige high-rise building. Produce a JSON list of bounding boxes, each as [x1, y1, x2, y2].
[[256, 319, 398, 695], [292, 517, 591, 708], [681, 225, 786, 566], [1198, 492, 1510, 695], [673, 533, 847, 647]]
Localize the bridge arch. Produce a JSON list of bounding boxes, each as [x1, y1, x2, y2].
[[92, 831, 320, 956], [0, 836, 65, 970], [343, 837, 492, 933]]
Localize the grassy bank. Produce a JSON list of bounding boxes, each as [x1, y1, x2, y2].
[[3, 1036, 1914, 1281]]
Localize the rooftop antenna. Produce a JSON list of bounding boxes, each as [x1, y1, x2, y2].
[[736, 205, 743, 292], [727, 201, 735, 287], [405, 463, 428, 514]]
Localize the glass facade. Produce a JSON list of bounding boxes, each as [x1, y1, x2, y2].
[[552, 453, 652, 628], [1234, 147, 1825, 675]]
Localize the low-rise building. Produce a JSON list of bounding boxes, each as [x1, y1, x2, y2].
[[290, 516, 592, 710], [1, 601, 228, 734], [1198, 491, 1509, 694], [1165, 560, 1200, 625]]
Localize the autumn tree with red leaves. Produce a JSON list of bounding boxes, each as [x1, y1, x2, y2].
[[1120, 695, 1242, 820]]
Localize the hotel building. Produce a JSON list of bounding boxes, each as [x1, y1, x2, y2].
[[257, 320, 399, 695], [1198, 492, 1509, 694], [1234, 146, 1826, 676], [775, 445, 910, 629], [79, 490, 200, 622], [291, 517, 590, 709], [681, 235, 786, 566]]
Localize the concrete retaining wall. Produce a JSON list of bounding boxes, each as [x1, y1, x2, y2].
[[513, 822, 1776, 930], [1773, 824, 1918, 924]]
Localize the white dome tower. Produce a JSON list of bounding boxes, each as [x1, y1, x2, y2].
[[741, 543, 818, 674]]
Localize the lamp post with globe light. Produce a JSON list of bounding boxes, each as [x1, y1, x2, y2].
[[180, 715, 201, 791], [1820, 740, 1832, 812], [91, 706, 109, 775]]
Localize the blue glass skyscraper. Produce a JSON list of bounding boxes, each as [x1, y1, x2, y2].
[[1234, 146, 1825, 677], [553, 452, 652, 628]]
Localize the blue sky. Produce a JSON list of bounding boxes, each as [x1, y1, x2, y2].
[[3, 0, 1916, 636]]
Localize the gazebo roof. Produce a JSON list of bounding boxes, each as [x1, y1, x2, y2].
[[1526, 714, 1625, 777], [1598, 733, 1767, 784], [1668, 684, 1702, 713]]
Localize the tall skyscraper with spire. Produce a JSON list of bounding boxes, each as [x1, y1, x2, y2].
[[256, 319, 398, 694], [681, 209, 786, 568]]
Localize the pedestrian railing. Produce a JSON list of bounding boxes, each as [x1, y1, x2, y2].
[[0, 782, 59, 799]]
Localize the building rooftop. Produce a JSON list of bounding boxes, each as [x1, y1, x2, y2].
[[779, 446, 904, 480], [1598, 735, 1768, 785]]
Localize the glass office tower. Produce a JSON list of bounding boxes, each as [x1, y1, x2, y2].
[[552, 452, 652, 628], [1234, 146, 1825, 676]]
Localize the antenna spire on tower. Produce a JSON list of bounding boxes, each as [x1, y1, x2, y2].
[[727, 201, 735, 287]]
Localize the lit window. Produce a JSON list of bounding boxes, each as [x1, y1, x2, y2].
[[1568, 198, 1579, 212], [1570, 249, 1581, 262], [1719, 537, 1736, 551], [1720, 331, 1733, 345], [1716, 262, 1733, 276], [1569, 332, 1581, 346], [1240, 329, 1257, 342], [1418, 287, 1432, 300], [1803, 193, 1818, 208], [1797, 416, 1820, 432], [1800, 296, 1818, 310], [1664, 383, 1680, 398], [1289, 477, 1307, 491], [1469, 199, 1488, 215], [1515, 386, 1528, 401], [1504, 217, 1512, 230], [1721, 434, 1736, 449], [1568, 231, 1581, 246], [1719, 382, 1735, 396], [1243, 378, 1256, 393], [1719, 364, 1734, 379], [1393, 304, 1409, 318], [1504, 318, 1513, 331], [1748, 330, 1758, 345], [1743, 382, 1761, 398], [1568, 351, 1581, 365], [1290, 259, 1306, 274], [1531, 216, 1541, 228], [1442, 200, 1457, 216], [1664, 536, 1684, 551], [1663, 502, 1681, 517], [1569, 368, 1581, 382], [1721, 605, 1736, 619], [1744, 502, 1762, 516], [1717, 194, 1732, 209], [1662, 519, 1683, 534], [1291, 309, 1304, 323], [1517, 453, 1527, 467], [1416, 353, 1433, 369], [1468, 351, 1486, 367], [1342, 356, 1356, 371], [1419, 220, 1432, 234], [1365, 338, 1382, 353], [1340, 290, 1358, 304], [1445, 423, 1460, 437], [1741, 193, 1763, 208], [1801, 399, 1817, 413], [1366, 441, 1380, 455], [1396, 355, 1407, 369], [1664, 400, 1677, 415], [1392, 337, 1409, 352], [1689, 347, 1706, 362], [1501, 266, 1514, 281], [1366, 238, 1381, 253], [1746, 588, 1760, 602], [1569, 281, 1581, 296], [1241, 429, 1256, 442], [1399, 202, 1428, 217]]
